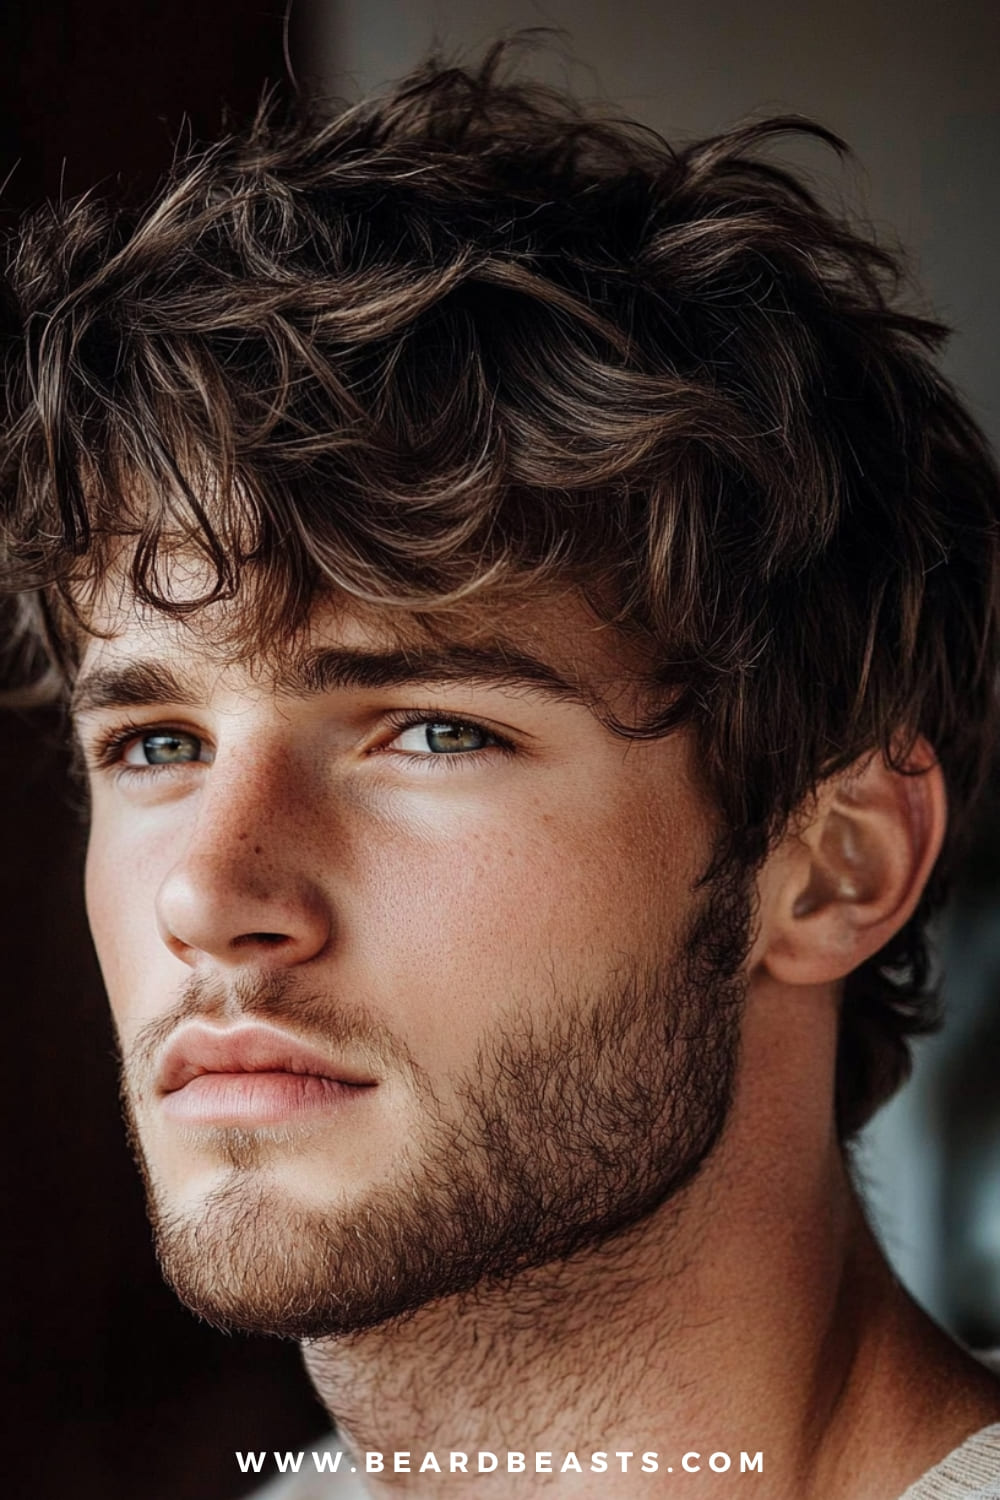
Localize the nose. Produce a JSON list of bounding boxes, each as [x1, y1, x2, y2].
[[155, 753, 333, 970]]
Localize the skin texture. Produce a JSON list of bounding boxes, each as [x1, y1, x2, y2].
[[77, 582, 1000, 1498]]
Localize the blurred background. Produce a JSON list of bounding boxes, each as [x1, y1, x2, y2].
[[1, 1, 998, 1495]]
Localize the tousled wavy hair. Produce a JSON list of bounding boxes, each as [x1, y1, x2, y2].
[[2, 47, 999, 1136]]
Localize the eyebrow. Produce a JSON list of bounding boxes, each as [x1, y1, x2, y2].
[[70, 643, 584, 718]]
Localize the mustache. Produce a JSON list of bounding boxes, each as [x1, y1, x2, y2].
[[123, 970, 420, 1087]]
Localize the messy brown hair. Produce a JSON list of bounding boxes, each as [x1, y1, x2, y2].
[[2, 48, 999, 1136]]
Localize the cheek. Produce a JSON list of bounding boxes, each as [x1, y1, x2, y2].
[[352, 775, 704, 1069]]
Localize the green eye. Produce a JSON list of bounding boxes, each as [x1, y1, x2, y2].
[[125, 730, 205, 766], [423, 722, 490, 753], [390, 720, 497, 755]]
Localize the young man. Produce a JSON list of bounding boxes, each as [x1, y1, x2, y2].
[[3, 49, 1000, 1500]]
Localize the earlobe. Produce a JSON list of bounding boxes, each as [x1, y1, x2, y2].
[[758, 740, 947, 988]]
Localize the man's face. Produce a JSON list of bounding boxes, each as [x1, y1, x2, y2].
[[77, 586, 750, 1337]]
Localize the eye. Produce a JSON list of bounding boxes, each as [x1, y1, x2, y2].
[[386, 717, 510, 757], [122, 729, 211, 767]]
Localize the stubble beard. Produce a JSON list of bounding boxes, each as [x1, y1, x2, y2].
[[121, 867, 751, 1340]]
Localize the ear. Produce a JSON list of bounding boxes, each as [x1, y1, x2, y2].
[[754, 739, 947, 987]]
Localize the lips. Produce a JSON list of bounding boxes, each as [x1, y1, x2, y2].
[[157, 1023, 376, 1096], [154, 1023, 377, 1125]]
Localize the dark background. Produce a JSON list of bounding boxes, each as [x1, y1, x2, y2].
[[0, 4, 324, 1497]]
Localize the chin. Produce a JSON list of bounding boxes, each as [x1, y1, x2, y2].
[[148, 1174, 488, 1339]]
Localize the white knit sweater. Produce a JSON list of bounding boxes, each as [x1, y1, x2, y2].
[[900, 1424, 1000, 1499]]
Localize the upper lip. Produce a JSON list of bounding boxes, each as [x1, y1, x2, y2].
[[156, 1024, 377, 1095]]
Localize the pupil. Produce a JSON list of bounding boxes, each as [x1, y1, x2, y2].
[[144, 733, 196, 764], [426, 723, 483, 753]]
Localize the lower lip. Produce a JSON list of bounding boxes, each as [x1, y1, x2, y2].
[[161, 1072, 370, 1125]]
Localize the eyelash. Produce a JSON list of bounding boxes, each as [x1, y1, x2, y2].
[[85, 710, 517, 779]]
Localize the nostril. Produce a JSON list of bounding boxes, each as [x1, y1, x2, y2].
[[232, 932, 290, 948]]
